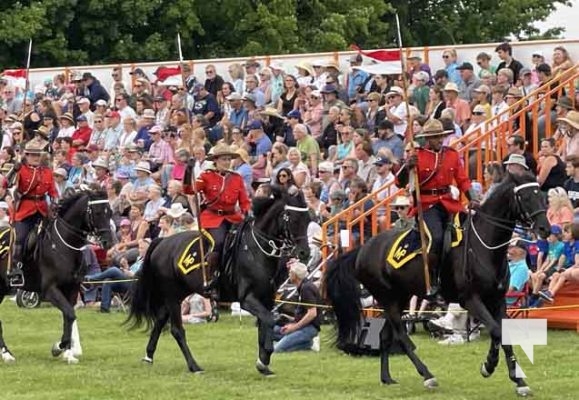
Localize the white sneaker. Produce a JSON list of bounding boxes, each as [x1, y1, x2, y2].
[[438, 333, 465, 345], [429, 315, 453, 331], [311, 335, 320, 352]]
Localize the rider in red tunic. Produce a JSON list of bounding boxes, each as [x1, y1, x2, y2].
[[397, 119, 479, 297], [183, 143, 251, 289], [6, 142, 58, 286]]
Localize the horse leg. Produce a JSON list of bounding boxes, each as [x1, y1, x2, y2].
[[45, 286, 78, 364], [168, 302, 203, 373], [143, 306, 169, 365], [463, 295, 502, 377], [0, 320, 16, 363], [241, 293, 275, 377], [379, 318, 397, 385], [503, 344, 532, 397]]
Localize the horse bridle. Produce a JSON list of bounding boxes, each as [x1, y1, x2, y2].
[[251, 204, 309, 258], [470, 182, 545, 250], [54, 196, 111, 252]]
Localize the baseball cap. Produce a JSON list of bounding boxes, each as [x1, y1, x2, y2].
[[76, 115, 88, 122], [247, 120, 263, 130], [509, 239, 528, 251], [456, 62, 474, 71], [373, 156, 392, 166], [550, 225, 562, 235], [287, 110, 301, 119]]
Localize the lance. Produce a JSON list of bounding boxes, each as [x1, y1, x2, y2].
[[18, 39, 33, 115], [394, 13, 431, 293], [177, 33, 208, 287]]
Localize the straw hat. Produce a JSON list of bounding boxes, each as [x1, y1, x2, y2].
[[391, 196, 411, 207], [557, 110, 579, 130], [92, 158, 109, 170], [206, 143, 240, 161], [386, 86, 404, 97], [503, 154, 529, 170], [322, 60, 341, 72], [34, 125, 51, 139], [260, 107, 284, 119], [295, 61, 314, 76], [166, 203, 187, 219], [134, 161, 151, 174], [59, 113, 74, 124], [53, 167, 68, 178], [443, 82, 459, 93], [235, 148, 251, 164], [23, 141, 45, 154], [414, 119, 453, 138], [142, 109, 156, 119]]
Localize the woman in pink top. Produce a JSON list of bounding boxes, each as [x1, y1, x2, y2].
[[546, 187, 574, 226]]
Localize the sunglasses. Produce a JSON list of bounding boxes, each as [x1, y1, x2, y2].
[[442, 55, 450, 59], [278, 174, 289, 178], [115, 99, 122, 102], [342, 165, 352, 169], [473, 112, 485, 116], [206, 70, 214, 74], [368, 99, 377, 102], [394, 206, 408, 211], [94, 120, 103, 123]]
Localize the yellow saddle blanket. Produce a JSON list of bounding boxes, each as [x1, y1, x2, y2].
[[178, 229, 215, 275], [386, 214, 464, 270]]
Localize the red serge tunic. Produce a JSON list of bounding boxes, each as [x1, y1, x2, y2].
[[184, 170, 250, 229], [403, 146, 472, 214], [14, 164, 58, 222]]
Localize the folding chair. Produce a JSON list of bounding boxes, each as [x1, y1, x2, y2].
[[506, 282, 530, 319]]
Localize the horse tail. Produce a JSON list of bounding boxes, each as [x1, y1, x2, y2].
[[126, 237, 163, 331], [324, 247, 362, 350]]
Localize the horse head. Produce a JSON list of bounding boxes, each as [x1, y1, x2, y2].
[[58, 185, 114, 250], [253, 185, 311, 262], [503, 172, 550, 238]]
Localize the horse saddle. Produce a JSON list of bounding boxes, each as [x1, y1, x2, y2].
[[176, 229, 215, 275], [386, 213, 465, 270]]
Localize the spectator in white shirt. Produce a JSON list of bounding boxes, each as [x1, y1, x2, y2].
[[385, 87, 408, 139]]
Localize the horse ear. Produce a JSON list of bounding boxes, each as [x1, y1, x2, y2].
[[270, 184, 283, 199]]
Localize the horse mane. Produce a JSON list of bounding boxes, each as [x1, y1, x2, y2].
[[481, 171, 536, 213], [58, 188, 107, 214]]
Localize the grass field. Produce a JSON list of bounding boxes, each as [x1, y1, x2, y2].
[[0, 301, 577, 400]]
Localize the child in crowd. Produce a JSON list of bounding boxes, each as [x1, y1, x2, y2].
[[539, 223, 579, 302], [530, 225, 565, 306]]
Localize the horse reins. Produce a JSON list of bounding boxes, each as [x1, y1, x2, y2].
[[250, 204, 309, 258], [53, 197, 110, 252]]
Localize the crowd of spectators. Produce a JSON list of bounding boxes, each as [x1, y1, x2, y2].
[[0, 42, 577, 320]]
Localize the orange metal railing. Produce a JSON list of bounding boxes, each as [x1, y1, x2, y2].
[[321, 65, 579, 259]]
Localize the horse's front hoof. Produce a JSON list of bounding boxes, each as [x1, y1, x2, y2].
[[424, 377, 438, 390], [256, 360, 275, 377], [1, 348, 15, 363], [381, 378, 398, 385], [516, 386, 532, 397], [480, 362, 492, 378], [192, 368, 205, 375], [62, 349, 79, 365], [141, 356, 153, 365], [51, 342, 64, 358]]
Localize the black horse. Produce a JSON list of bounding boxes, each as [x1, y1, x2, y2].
[[325, 172, 550, 396], [0, 188, 113, 364], [127, 187, 310, 376]]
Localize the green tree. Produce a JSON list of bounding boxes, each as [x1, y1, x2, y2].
[[390, 0, 571, 46], [0, 0, 571, 69]]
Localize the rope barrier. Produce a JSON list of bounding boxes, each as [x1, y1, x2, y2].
[[273, 298, 579, 314]]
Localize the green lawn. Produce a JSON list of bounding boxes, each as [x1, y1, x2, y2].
[[0, 301, 576, 400]]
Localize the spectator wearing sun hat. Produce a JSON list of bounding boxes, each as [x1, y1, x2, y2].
[[443, 82, 471, 131], [385, 86, 408, 139]]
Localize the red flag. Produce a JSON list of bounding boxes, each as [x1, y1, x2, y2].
[[2, 69, 27, 79], [153, 66, 181, 82], [350, 45, 401, 63]]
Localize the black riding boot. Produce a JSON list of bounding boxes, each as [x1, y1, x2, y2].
[[202, 252, 220, 295], [8, 246, 25, 287], [425, 254, 440, 300]]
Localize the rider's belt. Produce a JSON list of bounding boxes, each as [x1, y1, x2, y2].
[[421, 187, 450, 196], [210, 209, 235, 216], [22, 194, 45, 200]]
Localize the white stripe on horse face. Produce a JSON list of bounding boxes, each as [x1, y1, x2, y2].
[[513, 182, 539, 194], [87, 199, 110, 205], [284, 205, 309, 212]]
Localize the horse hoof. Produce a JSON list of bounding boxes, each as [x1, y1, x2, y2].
[[256, 360, 275, 377], [480, 363, 492, 378], [381, 378, 398, 385], [193, 369, 205, 375], [516, 386, 532, 397], [62, 350, 79, 365], [141, 356, 153, 365], [71, 346, 82, 358], [1, 348, 15, 363], [51, 342, 64, 358], [424, 377, 438, 390]]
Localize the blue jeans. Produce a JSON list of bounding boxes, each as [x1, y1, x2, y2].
[[273, 324, 318, 353], [85, 267, 131, 311]]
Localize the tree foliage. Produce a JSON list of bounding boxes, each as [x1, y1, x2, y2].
[[0, 0, 569, 69]]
